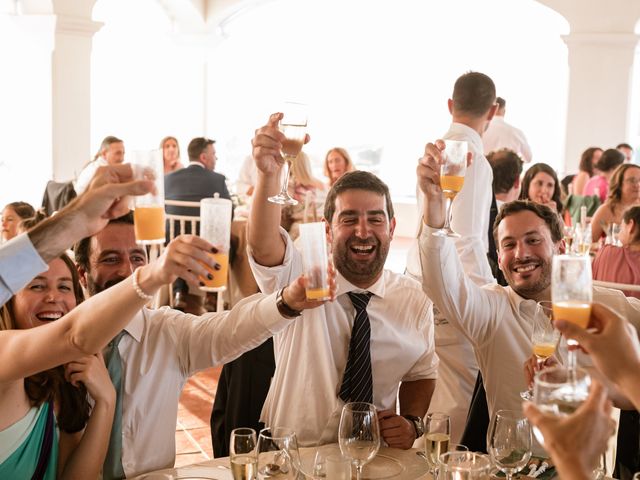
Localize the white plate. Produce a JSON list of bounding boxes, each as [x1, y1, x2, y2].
[[299, 445, 405, 479]]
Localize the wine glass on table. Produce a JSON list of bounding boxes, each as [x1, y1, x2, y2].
[[432, 140, 467, 238], [563, 224, 575, 254], [551, 254, 593, 372], [256, 427, 300, 480], [424, 412, 450, 474], [520, 301, 561, 400], [487, 410, 532, 480], [230, 428, 257, 480], [338, 402, 380, 480], [268, 101, 307, 205]]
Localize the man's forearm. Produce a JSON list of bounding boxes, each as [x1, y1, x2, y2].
[[399, 379, 436, 417]]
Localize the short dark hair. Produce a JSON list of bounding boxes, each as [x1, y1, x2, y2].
[[519, 162, 563, 213], [487, 149, 523, 194], [595, 148, 625, 173], [187, 137, 215, 163], [496, 97, 506, 109], [74, 211, 134, 272], [323, 171, 394, 224], [452, 72, 497, 117], [617, 143, 632, 150], [493, 200, 563, 248], [623, 205, 640, 243], [578, 147, 602, 176]]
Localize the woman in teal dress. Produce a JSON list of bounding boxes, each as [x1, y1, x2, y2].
[[0, 254, 116, 479]]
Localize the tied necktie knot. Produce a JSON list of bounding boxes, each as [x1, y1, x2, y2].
[[339, 292, 374, 404]]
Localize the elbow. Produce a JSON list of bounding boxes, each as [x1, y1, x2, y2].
[[68, 327, 98, 357]]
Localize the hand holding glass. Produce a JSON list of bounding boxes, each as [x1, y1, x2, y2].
[[299, 222, 330, 301], [338, 402, 380, 480], [230, 428, 257, 480], [433, 140, 467, 238], [199, 196, 232, 290]]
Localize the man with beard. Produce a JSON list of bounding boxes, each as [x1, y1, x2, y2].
[[72, 211, 337, 479], [416, 139, 640, 419], [246, 113, 438, 449]]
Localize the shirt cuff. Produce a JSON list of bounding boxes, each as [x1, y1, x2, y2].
[[0, 233, 48, 295], [418, 221, 446, 247], [254, 290, 297, 335]]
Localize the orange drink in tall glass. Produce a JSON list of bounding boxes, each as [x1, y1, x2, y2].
[[199, 196, 232, 292], [131, 150, 165, 245]]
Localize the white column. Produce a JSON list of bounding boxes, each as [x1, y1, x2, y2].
[[51, 14, 102, 181], [562, 33, 639, 172]]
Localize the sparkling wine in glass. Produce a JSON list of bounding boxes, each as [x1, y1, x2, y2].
[[256, 427, 300, 480], [433, 140, 467, 238], [487, 410, 532, 480], [338, 402, 380, 480], [551, 254, 592, 371], [424, 412, 450, 473], [268, 102, 307, 206], [230, 428, 257, 480]]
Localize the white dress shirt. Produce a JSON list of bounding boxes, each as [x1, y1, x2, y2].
[[74, 158, 108, 195], [483, 116, 533, 163], [0, 233, 48, 307], [249, 228, 438, 447], [419, 224, 640, 419], [236, 155, 257, 195], [112, 292, 294, 478]]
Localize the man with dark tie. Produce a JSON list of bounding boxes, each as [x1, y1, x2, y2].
[[246, 113, 438, 449]]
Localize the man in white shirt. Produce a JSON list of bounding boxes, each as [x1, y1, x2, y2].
[[416, 142, 640, 421], [407, 71, 498, 443], [248, 113, 438, 449], [75, 136, 126, 195], [0, 164, 152, 307], [73, 212, 334, 479], [483, 97, 533, 163]]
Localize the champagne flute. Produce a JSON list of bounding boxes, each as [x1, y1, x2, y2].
[[520, 301, 561, 400], [551, 254, 593, 371], [487, 410, 532, 480], [424, 412, 450, 473], [256, 427, 300, 480], [230, 428, 257, 480], [563, 224, 575, 254], [338, 402, 380, 480], [268, 101, 307, 205], [432, 140, 467, 238], [532, 366, 591, 446]]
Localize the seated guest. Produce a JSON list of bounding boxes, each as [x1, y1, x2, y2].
[[618, 142, 635, 164], [572, 147, 602, 196], [592, 206, 640, 299], [487, 149, 523, 209], [323, 147, 355, 187], [2, 201, 35, 242], [75, 136, 125, 195], [416, 140, 640, 426], [249, 113, 438, 449], [519, 162, 563, 214], [161, 136, 183, 174], [0, 254, 114, 479], [591, 164, 640, 242], [73, 212, 336, 478], [584, 148, 625, 203]]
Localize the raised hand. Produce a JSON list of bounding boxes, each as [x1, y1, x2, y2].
[[251, 113, 310, 176]]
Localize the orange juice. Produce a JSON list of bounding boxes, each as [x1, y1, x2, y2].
[[200, 252, 229, 289], [281, 138, 304, 158], [134, 205, 165, 243], [440, 175, 465, 199], [306, 287, 330, 301], [533, 343, 556, 359], [552, 301, 591, 329]]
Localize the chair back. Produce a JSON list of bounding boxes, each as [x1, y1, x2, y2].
[[563, 194, 600, 226], [165, 200, 200, 240], [41, 180, 77, 216]]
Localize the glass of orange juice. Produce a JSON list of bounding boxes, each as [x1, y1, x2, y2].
[[299, 222, 330, 301], [433, 140, 467, 238], [199, 196, 232, 291], [551, 254, 592, 371], [131, 150, 165, 245]]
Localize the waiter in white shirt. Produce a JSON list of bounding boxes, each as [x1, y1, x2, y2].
[[483, 97, 532, 162]]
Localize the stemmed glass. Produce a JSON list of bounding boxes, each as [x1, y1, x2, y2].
[[424, 412, 451, 474], [256, 427, 300, 479], [551, 254, 593, 371], [487, 410, 532, 480], [230, 428, 257, 480], [268, 101, 307, 205], [563, 224, 575, 254], [433, 140, 467, 238], [338, 402, 380, 480], [438, 452, 492, 479], [520, 301, 561, 401]]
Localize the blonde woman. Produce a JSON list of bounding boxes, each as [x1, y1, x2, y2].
[[160, 136, 183, 174], [323, 147, 355, 187]]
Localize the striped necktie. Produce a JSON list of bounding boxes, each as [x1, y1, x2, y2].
[[339, 292, 374, 404], [103, 330, 127, 480]]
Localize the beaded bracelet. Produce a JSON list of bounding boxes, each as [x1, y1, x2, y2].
[[132, 268, 154, 301]]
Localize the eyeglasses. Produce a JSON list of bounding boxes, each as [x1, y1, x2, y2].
[[624, 177, 640, 185]]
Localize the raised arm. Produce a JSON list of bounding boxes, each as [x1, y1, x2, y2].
[[0, 235, 216, 382]]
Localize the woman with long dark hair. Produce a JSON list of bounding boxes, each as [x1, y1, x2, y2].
[[519, 163, 563, 213]]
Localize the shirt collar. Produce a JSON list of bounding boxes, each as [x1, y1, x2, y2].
[[506, 286, 539, 317], [336, 269, 387, 299], [447, 122, 483, 152], [188, 161, 206, 169], [121, 308, 145, 343]]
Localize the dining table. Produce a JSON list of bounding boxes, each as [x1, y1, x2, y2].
[[131, 445, 432, 479]]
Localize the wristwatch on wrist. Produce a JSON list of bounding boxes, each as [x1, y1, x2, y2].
[[276, 287, 302, 319], [402, 414, 425, 439]]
